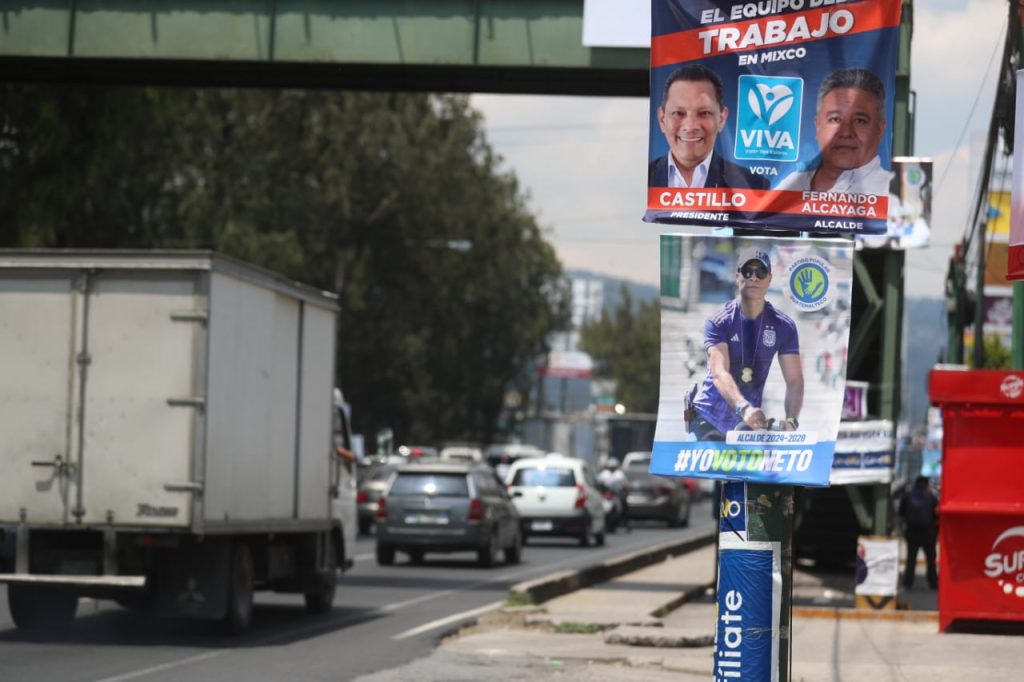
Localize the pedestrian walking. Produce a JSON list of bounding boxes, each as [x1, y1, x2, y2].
[[898, 475, 939, 589]]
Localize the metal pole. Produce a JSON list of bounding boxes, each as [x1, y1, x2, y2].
[[1014, 281, 1024, 369], [1014, 1, 1024, 369], [973, 218, 987, 369], [714, 482, 794, 681]]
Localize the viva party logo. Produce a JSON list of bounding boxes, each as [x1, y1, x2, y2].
[[735, 75, 803, 162], [786, 256, 831, 312], [984, 526, 1024, 599]]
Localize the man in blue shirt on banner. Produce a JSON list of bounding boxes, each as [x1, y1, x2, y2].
[[687, 246, 804, 440]]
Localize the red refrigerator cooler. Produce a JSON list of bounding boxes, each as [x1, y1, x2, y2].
[[929, 368, 1024, 631]]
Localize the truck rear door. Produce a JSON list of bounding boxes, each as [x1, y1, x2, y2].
[[0, 268, 200, 528], [0, 271, 79, 524]]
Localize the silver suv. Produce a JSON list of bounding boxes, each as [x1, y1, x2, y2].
[[375, 461, 522, 567]]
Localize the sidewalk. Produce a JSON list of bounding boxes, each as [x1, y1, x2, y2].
[[354, 540, 1020, 681]]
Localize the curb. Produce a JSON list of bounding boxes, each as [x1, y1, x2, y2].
[[508, 530, 716, 605], [793, 605, 939, 622]]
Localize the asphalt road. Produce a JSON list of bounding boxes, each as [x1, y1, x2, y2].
[[0, 503, 712, 682]]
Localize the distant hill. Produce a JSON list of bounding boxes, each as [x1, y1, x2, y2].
[[565, 269, 660, 313]]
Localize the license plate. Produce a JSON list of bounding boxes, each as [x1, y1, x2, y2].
[[530, 520, 553, 531], [405, 513, 448, 525]]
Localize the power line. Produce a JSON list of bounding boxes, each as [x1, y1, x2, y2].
[[935, 20, 1005, 196]]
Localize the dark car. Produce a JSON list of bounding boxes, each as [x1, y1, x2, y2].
[[375, 461, 522, 567], [624, 468, 691, 527], [357, 461, 399, 535]]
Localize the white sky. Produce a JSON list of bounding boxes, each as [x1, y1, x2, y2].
[[471, 0, 1007, 299]]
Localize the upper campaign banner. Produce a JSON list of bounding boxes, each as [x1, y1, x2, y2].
[[645, 0, 902, 234], [651, 234, 853, 486]]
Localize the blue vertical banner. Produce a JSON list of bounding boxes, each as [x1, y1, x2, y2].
[[719, 481, 747, 540], [715, 538, 782, 681], [645, 0, 902, 233]]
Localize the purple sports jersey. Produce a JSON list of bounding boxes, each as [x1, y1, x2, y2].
[[691, 299, 799, 433]]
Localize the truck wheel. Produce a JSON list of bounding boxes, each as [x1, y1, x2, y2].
[[223, 543, 255, 635], [376, 542, 395, 566], [9, 584, 78, 632], [304, 537, 338, 615]]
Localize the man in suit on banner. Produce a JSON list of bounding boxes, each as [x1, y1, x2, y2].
[[649, 64, 769, 191]]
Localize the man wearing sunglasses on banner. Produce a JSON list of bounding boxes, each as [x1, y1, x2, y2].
[[685, 247, 804, 441]]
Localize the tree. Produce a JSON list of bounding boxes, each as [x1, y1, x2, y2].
[[579, 287, 660, 413], [0, 85, 566, 445]]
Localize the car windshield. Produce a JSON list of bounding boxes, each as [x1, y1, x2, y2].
[[389, 473, 468, 497], [511, 467, 576, 487]]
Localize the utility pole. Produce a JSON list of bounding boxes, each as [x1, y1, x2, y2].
[[974, 214, 988, 369], [1014, 0, 1024, 369]]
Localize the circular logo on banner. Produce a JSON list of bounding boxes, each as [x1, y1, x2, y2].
[[1000, 375, 1023, 399], [984, 526, 1024, 599], [721, 498, 742, 519], [903, 165, 926, 189], [787, 257, 831, 311]]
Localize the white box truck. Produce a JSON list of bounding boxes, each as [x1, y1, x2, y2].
[[0, 250, 356, 633]]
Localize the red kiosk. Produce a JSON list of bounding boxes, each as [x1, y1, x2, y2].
[[929, 368, 1024, 631]]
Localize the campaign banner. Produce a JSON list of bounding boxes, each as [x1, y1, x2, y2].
[[859, 157, 932, 249], [855, 536, 899, 597], [645, 0, 901, 234], [719, 480, 748, 541], [651, 234, 853, 486], [1010, 70, 1024, 280], [715, 541, 781, 681], [831, 418, 895, 485], [841, 379, 868, 420]]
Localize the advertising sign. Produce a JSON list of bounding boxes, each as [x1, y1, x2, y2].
[[645, 0, 902, 234], [860, 157, 932, 249], [855, 536, 899, 597], [1010, 70, 1024, 280], [942, 517, 1024, 618], [651, 234, 853, 486], [841, 380, 868, 420], [715, 538, 781, 681], [831, 419, 894, 485]]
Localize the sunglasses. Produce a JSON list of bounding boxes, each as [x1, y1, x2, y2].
[[740, 266, 769, 280]]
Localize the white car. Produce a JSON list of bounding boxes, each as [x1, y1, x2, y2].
[[440, 445, 484, 463], [505, 453, 606, 547]]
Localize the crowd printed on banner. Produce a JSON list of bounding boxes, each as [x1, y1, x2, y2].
[[674, 447, 814, 474]]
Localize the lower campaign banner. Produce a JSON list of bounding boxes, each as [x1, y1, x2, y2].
[[715, 540, 781, 681], [651, 234, 853, 487]]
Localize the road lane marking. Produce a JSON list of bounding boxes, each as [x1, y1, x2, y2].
[[391, 599, 504, 640], [88, 527, 709, 681], [92, 651, 227, 682]]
